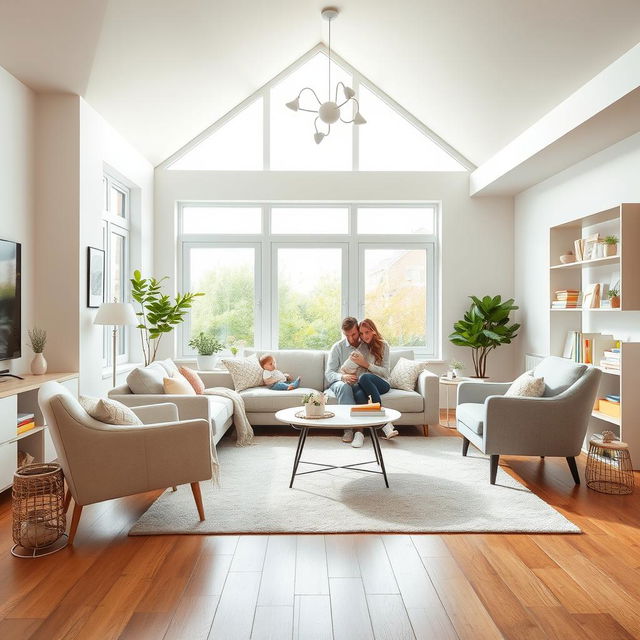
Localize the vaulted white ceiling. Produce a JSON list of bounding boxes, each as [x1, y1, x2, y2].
[[1, 0, 640, 167]]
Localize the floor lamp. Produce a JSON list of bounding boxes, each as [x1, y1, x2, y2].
[[94, 302, 138, 387]]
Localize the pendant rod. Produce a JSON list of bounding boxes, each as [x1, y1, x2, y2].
[[328, 16, 331, 101]]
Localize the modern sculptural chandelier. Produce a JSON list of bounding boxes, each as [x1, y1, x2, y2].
[[285, 7, 366, 144]]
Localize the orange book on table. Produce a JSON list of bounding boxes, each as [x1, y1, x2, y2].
[[351, 402, 382, 412]]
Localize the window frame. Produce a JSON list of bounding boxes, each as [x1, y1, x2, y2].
[[178, 202, 440, 359], [102, 173, 131, 367]]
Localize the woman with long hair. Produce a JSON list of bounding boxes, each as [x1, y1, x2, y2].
[[345, 318, 398, 447]]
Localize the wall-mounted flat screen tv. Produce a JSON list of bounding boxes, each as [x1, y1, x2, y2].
[[0, 239, 21, 361]]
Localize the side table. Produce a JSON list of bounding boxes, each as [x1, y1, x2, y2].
[[586, 437, 634, 495], [439, 377, 466, 428]]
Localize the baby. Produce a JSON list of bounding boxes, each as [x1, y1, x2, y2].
[[260, 354, 301, 391]]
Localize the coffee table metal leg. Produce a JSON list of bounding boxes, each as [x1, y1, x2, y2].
[[369, 427, 389, 488], [289, 427, 309, 488]]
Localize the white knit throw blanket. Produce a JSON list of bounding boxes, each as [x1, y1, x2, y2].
[[205, 386, 254, 447]]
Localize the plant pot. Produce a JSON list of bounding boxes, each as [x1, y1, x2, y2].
[[604, 244, 617, 257], [196, 354, 218, 370], [31, 353, 47, 375], [305, 403, 325, 417], [610, 296, 621, 309]]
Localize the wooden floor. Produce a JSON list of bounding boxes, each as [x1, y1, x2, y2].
[[1, 420, 640, 640]]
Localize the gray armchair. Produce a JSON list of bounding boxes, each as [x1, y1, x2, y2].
[[456, 357, 602, 484]]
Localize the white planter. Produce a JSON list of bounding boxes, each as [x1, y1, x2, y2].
[[31, 353, 47, 375], [305, 403, 325, 418], [196, 354, 218, 371]]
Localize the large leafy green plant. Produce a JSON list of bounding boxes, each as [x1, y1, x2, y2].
[[130, 270, 204, 365], [449, 295, 520, 378]]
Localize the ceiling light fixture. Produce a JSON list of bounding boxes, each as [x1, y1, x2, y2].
[[286, 7, 366, 144]]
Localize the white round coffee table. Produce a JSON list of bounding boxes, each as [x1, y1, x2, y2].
[[275, 405, 401, 488]]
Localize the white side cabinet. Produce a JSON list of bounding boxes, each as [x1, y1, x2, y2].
[[0, 373, 78, 493]]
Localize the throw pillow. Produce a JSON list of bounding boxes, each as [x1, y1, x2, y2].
[[158, 358, 180, 378], [179, 366, 205, 394], [389, 357, 427, 391], [221, 354, 263, 392], [126, 361, 167, 394], [79, 396, 142, 425], [163, 373, 196, 395], [505, 372, 545, 398]]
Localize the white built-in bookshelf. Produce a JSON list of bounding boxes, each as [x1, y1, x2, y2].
[[549, 203, 640, 468]]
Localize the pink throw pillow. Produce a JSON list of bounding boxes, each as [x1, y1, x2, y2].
[[179, 366, 205, 395]]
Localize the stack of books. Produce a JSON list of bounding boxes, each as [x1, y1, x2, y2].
[[17, 412, 35, 435], [600, 349, 621, 372], [350, 402, 386, 417], [552, 290, 582, 309], [563, 332, 616, 364]]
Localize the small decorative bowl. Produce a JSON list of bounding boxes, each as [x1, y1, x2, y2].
[[559, 253, 576, 264]]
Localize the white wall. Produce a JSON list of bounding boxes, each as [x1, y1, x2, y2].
[[514, 131, 640, 364], [0, 65, 35, 375], [155, 170, 517, 389], [34, 94, 154, 396]]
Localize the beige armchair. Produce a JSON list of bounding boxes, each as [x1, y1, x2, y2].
[[456, 357, 602, 484], [38, 381, 213, 545]]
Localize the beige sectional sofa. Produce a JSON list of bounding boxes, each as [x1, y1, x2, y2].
[[109, 349, 439, 436]]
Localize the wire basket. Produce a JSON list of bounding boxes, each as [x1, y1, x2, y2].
[[12, 463, 67, 557], [586, 439, 634, 495]]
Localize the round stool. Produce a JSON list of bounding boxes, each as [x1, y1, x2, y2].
[[586, 438, 634, 495], [11, 463, 68, 557]]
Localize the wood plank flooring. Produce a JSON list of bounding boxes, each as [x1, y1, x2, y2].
[[1, 421, 640, 639]]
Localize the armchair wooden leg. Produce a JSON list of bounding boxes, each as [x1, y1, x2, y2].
[[171, 486, 178, 492], [462, 437, 470, 457], [566, 456, 580, 484], [69, 503, 83, 545], [190, 482, 205, 521], [63, 489, 72, 513], [490, 455, 499, 484], [422, 424, 429, 437]]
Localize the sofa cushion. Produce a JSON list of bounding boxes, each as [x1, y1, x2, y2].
[[240, 386, 317, 413], [534, 356, 587, 397], [389, 349, 414, 369], [179, 366, 205, 394], [221, 354, 264, 392], [246, 349, 326, 392], [505, 371, 545, 398], [389, 357, 426, 391], [79, 396, 143, 426], [205, 396, 233, 434], [126, 362, 167, 395], [163, 373, 196, 395], [457, 402, 485, 435], [324, 387, 424, 412]]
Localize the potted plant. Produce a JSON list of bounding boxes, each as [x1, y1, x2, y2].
[[608, 287, 621, 309], [604, 235, 618, 257], [302, 391, 327, 417], [449, 359, 465, 379], [226, 336, 246, 357], [449, 295, 520, 379], [27, 327, 47, 375], [130, 270, 204, 366], [188, 332, 224, 370]]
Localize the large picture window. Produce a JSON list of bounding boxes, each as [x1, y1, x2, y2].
[[180, 204, 438, 358]]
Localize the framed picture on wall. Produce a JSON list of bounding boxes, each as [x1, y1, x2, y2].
[[87, 246, 105, 308]]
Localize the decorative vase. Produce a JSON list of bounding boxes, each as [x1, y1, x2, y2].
[[31, 353, 47, 375], [559, 253, 576, 264], [196, 354, 218, 370], [305, 402, 325, 418], [610, 296, 621, 309], [604, 244, 617, 257]]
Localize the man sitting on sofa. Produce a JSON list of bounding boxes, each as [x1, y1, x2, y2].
[[325, 316, 364, 444]]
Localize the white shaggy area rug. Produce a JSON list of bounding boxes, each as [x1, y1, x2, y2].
[[129, 436, 579, 535]]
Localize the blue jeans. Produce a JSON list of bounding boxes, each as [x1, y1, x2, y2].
[[352, 373, 390, 405], [330, 380, 355, 405], [270, 378, 300, 391]]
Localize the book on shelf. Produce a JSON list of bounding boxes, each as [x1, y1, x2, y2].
[[17, 421, 36, 435], [17, 412, 35, 425], [563, 332, 616, 364], [552, 290, 582, 308], [605, 394, 620, 403]]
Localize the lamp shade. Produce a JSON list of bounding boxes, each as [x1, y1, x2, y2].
[[94, 302, 138, 326]]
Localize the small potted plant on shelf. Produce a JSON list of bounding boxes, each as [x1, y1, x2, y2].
[[302, 391, 327, 418], [226, 336, 246, 357], [608, 287, 621, 309], [188, 332, 224, 370], [604, 235, 618, 257], [28, 327, 47, 375]]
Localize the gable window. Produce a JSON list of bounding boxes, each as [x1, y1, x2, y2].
[[180, 204, 438, 359], [166, 51, 468, 173], [102, 174, 130, 365]]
